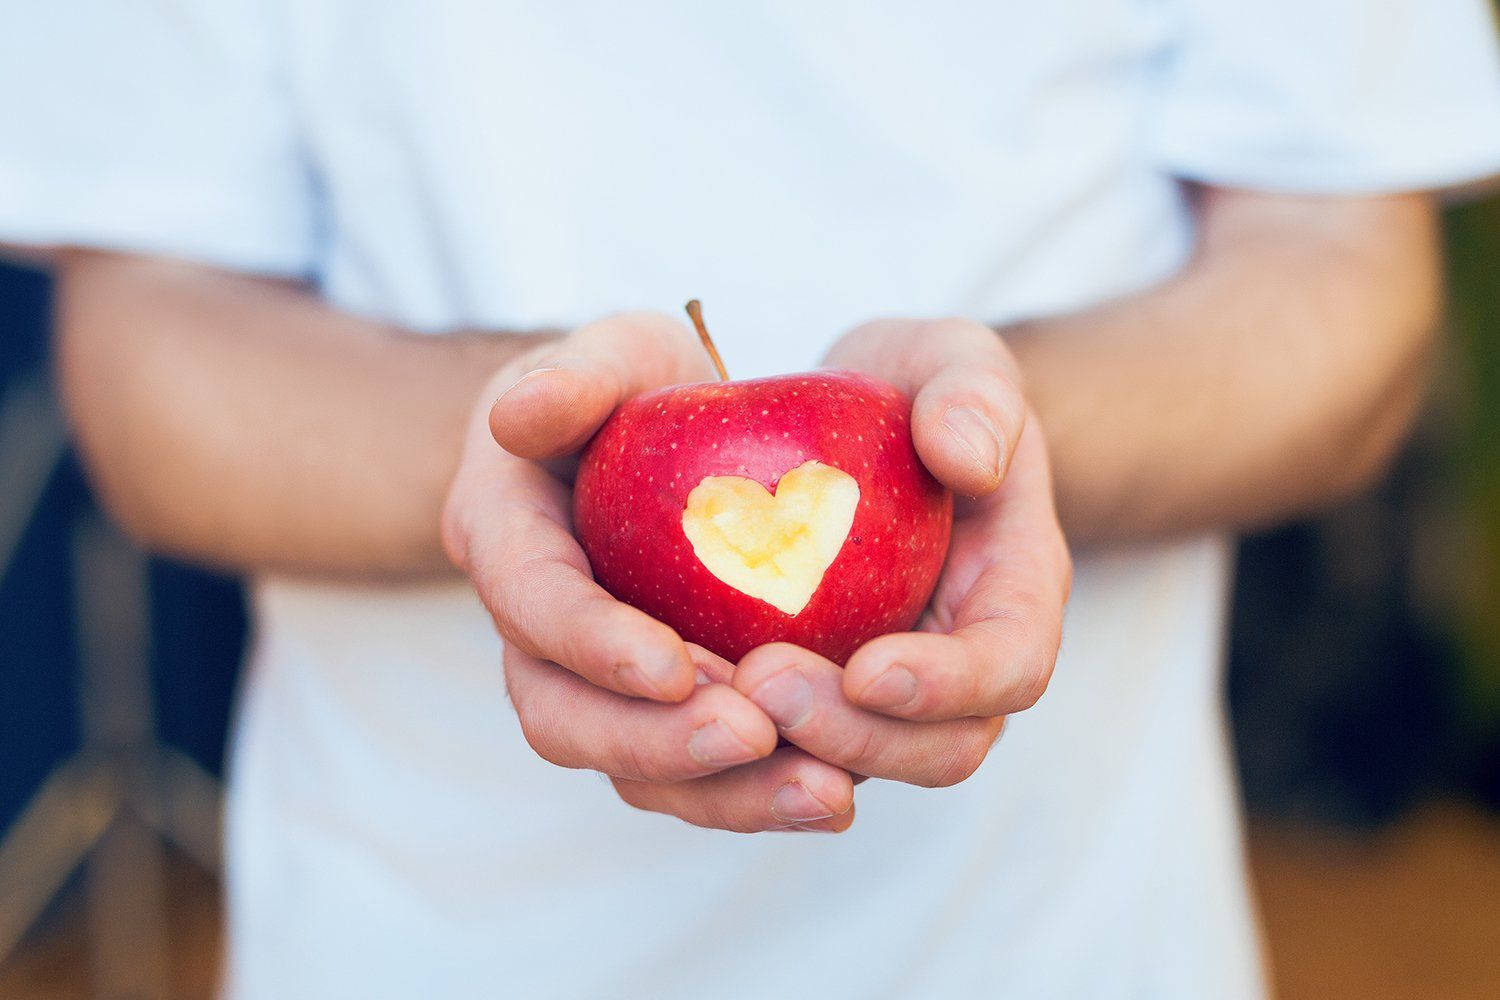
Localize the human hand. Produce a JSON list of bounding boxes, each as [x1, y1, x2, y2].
[[732, 318, 1071, 787], [443, 313, 856, 832]]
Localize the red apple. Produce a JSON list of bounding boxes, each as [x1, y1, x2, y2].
[[573, 306, 952, 665]]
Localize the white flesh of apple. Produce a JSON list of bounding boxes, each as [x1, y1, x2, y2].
[[681, 460, 860, 616]]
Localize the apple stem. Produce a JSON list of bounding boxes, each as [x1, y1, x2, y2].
[[685, 299, 730, 382]]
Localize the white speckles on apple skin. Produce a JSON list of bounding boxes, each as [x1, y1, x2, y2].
[[572, 370, 952, 664]]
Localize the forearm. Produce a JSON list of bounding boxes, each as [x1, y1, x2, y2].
[[1009, 189, 1442, 545], [55, 251, 550, 577]]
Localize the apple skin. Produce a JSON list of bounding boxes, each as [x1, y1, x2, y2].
[[573, 370, 953, 665]]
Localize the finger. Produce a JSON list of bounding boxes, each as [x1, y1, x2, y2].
[[828, 318, 1025, 497], [445, 338, 699, 702], [907, 321, 1026, 497], [452, 453, 698, 701], [844, 420, 1071, 720], [785, 812, 858, 834], [506, 646, 778, 783], [612, 746, 856, 833], [688, 643, 737, 686], [911, 363, 1026, 498], [489, 312, 713, 460], [734, 644, 1004, 788]]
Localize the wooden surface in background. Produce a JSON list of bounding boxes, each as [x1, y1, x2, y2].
[[2, 800, 1499, 999], [1252, 801, 1500, 1000]]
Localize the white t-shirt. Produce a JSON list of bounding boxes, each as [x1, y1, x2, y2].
[[5, 3, 1500, 998]]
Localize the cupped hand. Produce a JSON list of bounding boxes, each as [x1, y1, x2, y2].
[[733, 318, 1071, 787], [443, 312, 856, 832]]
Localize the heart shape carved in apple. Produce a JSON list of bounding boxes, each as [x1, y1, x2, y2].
[[681, 460, 860, 616], [572, 300, 952, 664]]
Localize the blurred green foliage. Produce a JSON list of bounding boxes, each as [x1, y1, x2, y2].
[[1444, 193, 1500, 729]]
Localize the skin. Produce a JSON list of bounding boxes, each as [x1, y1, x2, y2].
[[1008, 187, 1442, 544], [44, 188, 1441, 832]]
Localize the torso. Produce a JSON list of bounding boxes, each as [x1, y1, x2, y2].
[[227, 4, 1265, 997]]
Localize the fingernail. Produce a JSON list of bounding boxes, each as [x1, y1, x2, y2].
[[614, 655, 684, 698], [749, 670, 813, 728], [942, 406, 1002, 482], [858, 664, 919, 711], [688, 720, 758, 768], [772, 781, 836, 823], [494, 365, 564, 404]]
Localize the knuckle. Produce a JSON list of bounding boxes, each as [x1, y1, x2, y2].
[[739, 641, 800, 674], [479, 529, 555, 645], [614, 781, 703, 830], [489, 589, 538, 654], [697, 796, 755, 834], [515, 705, 568, 768], [616, 733, 681, 784], [829, 723, 880, 772], [927, 733, 989, 788], [615, 311, 692, 352], [995, 603, 1062, 714], [989, 342, 1025, 386], [438, 493, 473, 572], [731, 644, 798, 697], [1009, 661, 1052, 712], [505, 586, 597, 671], [927, 316, 993, 344], [969, 362, 1019, 400], [995, 389, 1028, 435], [511, 339, 560, 372], [690, 683, 739, 716], [487, 592, 526, 647], [611, 779, 650, 812], [999, 633, 1056, 713], [960, 668, 992, 719], [923, 318, 1023, 388], [962, 371, 1025, 438], [966, 610, 1025, 664]]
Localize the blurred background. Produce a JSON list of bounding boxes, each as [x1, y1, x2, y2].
[[2, 194, 1499, 997]]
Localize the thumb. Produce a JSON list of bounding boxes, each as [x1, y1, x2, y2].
[[488, 355, 629, 460], [490, 311, 711, 460], [909, 363, 1027, 497], [833, 318, 1027, 498]]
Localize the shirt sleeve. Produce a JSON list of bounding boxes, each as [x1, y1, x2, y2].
[[1146, 0, 1500, 195], [0, 0, 318, 277]]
